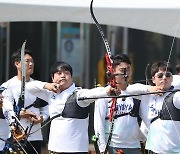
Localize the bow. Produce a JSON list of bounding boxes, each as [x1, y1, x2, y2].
[[90, 0, 116, 120], [19, 40, 26, 115], [3, 41, 29, 154], [90, 1, 122, 153], [13, 40, 27, 140], [90, 1, 180, 153]]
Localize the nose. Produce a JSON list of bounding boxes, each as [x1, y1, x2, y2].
[[26, 60, 34, 66], [60, 72, 66, 77], [29, 62, 33, 65], [162, 74, 167, 79]]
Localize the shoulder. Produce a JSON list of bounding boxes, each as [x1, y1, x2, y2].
[[29, 77, 34, 81], [75, 87, 82, 91], [172, 75, 180, 87], [173, 92, 180, 109], [2, 77, 19, 89]]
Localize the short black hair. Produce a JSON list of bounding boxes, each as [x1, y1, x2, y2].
[[175, 64, 180, 74], [11, 49, 34, 66], [50, 61, 73, 77], [151, 61, 172, 77], [112, 54, 131, 67]]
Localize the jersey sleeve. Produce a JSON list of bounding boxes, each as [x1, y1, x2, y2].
[[26, 80, 51, 103]]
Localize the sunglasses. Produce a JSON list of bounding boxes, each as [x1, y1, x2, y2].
[[155, 72, 172, 78]]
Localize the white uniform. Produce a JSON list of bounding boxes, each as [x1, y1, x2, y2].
[[26, 81, 108, 153], [94, 90, 145, 153], [127, 83, 180, 153], [0, 119, 10, 151], [1, 76, 49, 146], [172, 75, 180, 88], [140, 121, 149, 139]]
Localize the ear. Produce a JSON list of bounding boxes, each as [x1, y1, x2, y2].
[[152, 76, 155, 84], [112, 67, 116, 73], [51, 76, 55, 82], [14, 61, 20, 68]]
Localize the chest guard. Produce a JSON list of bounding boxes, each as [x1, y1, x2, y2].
[[159, 92, 180, 121], [0, 108, 5, 119], [151, 91, 180, 123], [105, 98, 141, 120], [61, 91, 90, 119]]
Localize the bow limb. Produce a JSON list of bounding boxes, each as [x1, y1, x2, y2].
[[90, 1, 119, 153], [13, 41, 29, 153], [90, 0, 117, 118], [14, 40, 26, 133], [1, 41, 31, 154], [13, 41, 30, 153], [14, 40, 27, 119], [19, 40, 27, 113], [19, 41, 38, 154], [90, 0, 112, 61]]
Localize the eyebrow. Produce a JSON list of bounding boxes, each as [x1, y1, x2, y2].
[[119, 67, 130, 69]]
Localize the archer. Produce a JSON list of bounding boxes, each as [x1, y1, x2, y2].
[[94, 54, 146, 154], [1, 49, 49, 153]]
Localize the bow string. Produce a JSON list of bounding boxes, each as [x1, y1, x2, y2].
[[163, 14, 180, 142]]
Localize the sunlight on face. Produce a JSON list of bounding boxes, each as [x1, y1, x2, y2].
[[152, 70, 173, 90], [16, 54, 34, 76], [52, 70, 73, 91], [24, 54, 34, 75]]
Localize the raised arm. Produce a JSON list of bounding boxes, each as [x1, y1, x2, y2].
[[26, 80, 54, 101], [77, 86, 111, 106]]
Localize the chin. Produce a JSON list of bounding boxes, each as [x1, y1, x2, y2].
[[29, 70, 34, 74], [60, 81, 67, 85], [59, 82, 67, 87], [163, 86, 171, 91]]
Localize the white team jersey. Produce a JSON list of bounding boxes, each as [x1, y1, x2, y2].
[[140, 93, 180, 153], [26, 81, 108, 152], [172, 75, 180, 88], [0, 119, 10, 150], [94, 90, 145, 152], [127, 83, 180, 153], [2, 76, 49, 142]]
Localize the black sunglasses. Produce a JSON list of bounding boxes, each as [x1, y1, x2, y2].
[[0, 86, 6, 94], [155, 72, 172, 78]]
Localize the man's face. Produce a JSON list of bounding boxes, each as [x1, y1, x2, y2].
[[16, 54, 34, 76], [152, 69, 173, 90], [52, 70, 73, 91], [113, 62, 132, 84]]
